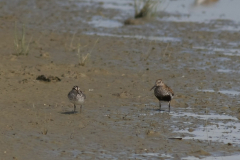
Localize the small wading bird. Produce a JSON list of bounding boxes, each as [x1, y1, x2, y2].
[[150, 79, 174, 112], [68, 86, 86, 113]]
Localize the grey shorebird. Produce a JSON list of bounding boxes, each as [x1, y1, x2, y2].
[[68, 86, 86, 113], [150, 79, 174, 112]]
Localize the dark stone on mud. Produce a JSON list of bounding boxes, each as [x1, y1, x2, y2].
[[36, 75, 61, 82]]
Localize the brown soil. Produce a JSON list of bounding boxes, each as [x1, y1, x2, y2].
[[0, 0, 240, 159]]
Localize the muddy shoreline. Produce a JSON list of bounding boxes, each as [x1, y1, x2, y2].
[[1, 0, 240, 159]]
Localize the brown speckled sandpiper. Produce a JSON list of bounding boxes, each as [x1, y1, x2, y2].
[[150, 79, 174, 112], [68, 86, 86, 113]]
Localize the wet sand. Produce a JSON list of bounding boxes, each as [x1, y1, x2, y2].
[[0, 0, 240, 159]]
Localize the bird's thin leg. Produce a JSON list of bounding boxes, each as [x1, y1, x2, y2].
[[159, 101, 161, 111], [80, 105, 82, 113], [74, 104, 76, 113], [168, 102, 171, 112]]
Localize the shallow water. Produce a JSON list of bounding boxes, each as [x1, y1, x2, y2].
[[217, 69, 239, 73], [183, 154, 240, 160], [89, 16, 123, 28], [84, 32, 180, 42], [161, 0, 240, 23], [172, 112, 238, 120], [1, 0, 240, 159], [131, 153, 173, 160], [74, 0, 240, 35], [174, 113, 240, 143], [197, 89, 240, 96], [82, 0, 240, 23]]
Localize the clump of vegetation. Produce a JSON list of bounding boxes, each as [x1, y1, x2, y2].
[[41, 128, 48, 135], [14, 22, 32, 55], [77, 38, 98, 66], [134, 0, 159, 19], [68, 33, 78, 52], [125, 0, 161, 25], [77, 47, 90, 66], [67, 33, 99, 66]]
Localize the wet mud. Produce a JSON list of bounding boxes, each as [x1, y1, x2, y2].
[[0, 0, 240, 159]]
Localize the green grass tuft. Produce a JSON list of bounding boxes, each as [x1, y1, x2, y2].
[[134, 0, 161, 19]]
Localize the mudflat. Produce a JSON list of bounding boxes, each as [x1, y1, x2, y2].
[[0, 0, 240, 159]]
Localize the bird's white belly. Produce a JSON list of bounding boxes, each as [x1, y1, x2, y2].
[[69, 99, 84, 105]]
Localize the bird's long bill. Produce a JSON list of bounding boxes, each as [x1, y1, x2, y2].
[[150, 85, 156, 91]]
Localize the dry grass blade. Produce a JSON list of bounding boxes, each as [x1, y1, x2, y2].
[[78, 38, 99, 66], [41, 128, 48, 135], [14, 22, 32, 55], [69, 32, 76, 51], [163, 43, 169, 57], [66, 33, 99, 66]]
